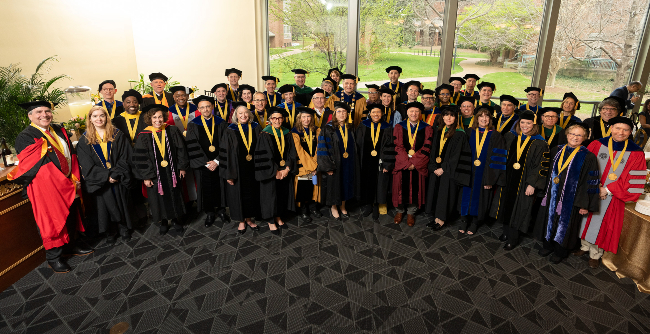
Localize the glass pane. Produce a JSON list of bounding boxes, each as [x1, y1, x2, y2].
[[268, 0, 348, 88], [454, 0, 544, 106], [545, 0, 650, 120]]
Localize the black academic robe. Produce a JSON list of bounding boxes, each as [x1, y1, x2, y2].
[[219, 123, 261, 221], [315, 108, 334, 129], [355, 119, 395, 205], [255, 127, 298, 220], [317, 123, 360, 206], [215, 100, 235, 123], [142, 91, 174, 108], [264, 91, 282, 107], [494, 113, 519, 136], [112, 110, 147, 147], [425, 128, 472, 221], [583, 116, 614, 145], [540, 125, 567, 150], [491, 131, 550, 233], [77, 130, 133, 235], [459, 129, 507, 221], [185, 116, 228, 213], [226, 85, 241, 102], [533, 146, 600, 251], [132, 125, 189, 222]]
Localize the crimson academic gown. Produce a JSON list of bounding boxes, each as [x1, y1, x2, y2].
[[391, 120, 434, 208]]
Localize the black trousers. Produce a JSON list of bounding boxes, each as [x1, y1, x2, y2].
[[35, 199, 81, 261], [503, 224, 520, 244]]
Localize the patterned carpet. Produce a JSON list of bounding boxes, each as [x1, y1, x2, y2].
[[1, 207, 650, 334]]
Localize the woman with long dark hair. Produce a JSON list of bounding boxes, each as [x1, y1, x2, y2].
[[292, 107, 323, 222]]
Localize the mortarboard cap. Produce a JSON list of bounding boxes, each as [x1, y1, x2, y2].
[[192, 95, 215, 105], [333, 101, 351, 112], [98, 80, 116, 92], [291, 69, 309, 75], [262, 76, 279, 84], [18, 100, 58, 112], [463, 74, 480, 81], [563, 92, 580, 110], [448, 77, 466, 85], [121, 89, 143, 104], [477, 82, 496, 91], [385, 66, 402, 73], [211, 83, 228, 93], [170, 86, 193, 95], [365, 84, 380, 90], [405, 101, 425, 112], [225, 68, 242, 77], [499, 95, 520, 108], [278, 84, 296, 95], [297, 107, 316, 115], [149, 73, 168, 82]]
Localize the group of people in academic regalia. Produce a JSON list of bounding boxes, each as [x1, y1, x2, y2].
[[10, 68, 646, 273]]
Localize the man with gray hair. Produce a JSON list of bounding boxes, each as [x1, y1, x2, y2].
[[582, 96, 626, 143], [610, 81, 643, 113], [8, 101, 93, 273]]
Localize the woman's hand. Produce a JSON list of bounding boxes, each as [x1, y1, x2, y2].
[[434, 168, 443, 176], [327, 171, 334, 175], [484, 185, 492, 190], [407, 164, 415, 170], [227, 179, 235, 186], [179, 170, 186, 178], [525, 185, 535, 196], [382, 168, 389, 173], [579, 208, 588, 215], [109, 177, 117, 183], [144, 179, 154, 187], [599, 186, 608, 200]]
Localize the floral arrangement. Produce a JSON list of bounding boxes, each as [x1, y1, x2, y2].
[[62, 115, 87, 133]]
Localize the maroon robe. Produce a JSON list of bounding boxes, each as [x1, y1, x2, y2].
[[391, 121, 434, 208]]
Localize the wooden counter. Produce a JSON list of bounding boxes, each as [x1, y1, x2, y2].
[[0, 164, 45, 292]]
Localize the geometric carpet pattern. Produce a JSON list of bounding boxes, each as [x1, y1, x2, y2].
[[1, 208, 650, 334]]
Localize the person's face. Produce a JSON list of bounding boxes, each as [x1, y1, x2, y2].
[[542, 112, 558, 127], [335, 108, 348, 122], [443, 114, 456, 127], [438, 89, 451, 104], [28, 107, 53, 128], [406, 86, 419, 101], [100, 83, 116, 100], [151, 79, 166, 94], [321, 82, 333, 94], [479, 87, 493, 101], [238, 108, 251, 124], [294, 74, 306, 87], [388, 70, 400, 83], [407, 107, 421, 123], [216, 88, 227, 101], [611, 123, 632, 142], [151, 111, 164, 128], [265, 80, 276, 92], [173, 91, 188, 107], [123, 96, 140, 114], [312, 93, 326, 108], [527, 91, 540, 105], [198, 101, 213, 118], [368, 89, 378, 101], [330, 71, 340, 83], [227, 73, 240, 86], [562, 98, 576, 112], [381, 93, 392, 106], [601, 104, 618, 120], [500, 101, 515, 116], [422, 94, 435, 109], [466, 78, 477, 89], [300, 113, 312, 127], [519, 119, 534, 135], [343, 79, 355, 94], [450, 80, 462, 93], [241, 90, 253, 103], [478, 113, 490, 128], [566, 128, 586, 147], [460, 101, 474, 117], [253, 94, 266, 110], [269, 114, 282, 127], [283, 92, 295, 104], [91, 110, 107, 128], [370, 108, 382, 123], [629, 84, 641, 93]]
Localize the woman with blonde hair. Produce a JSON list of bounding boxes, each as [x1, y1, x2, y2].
[[557, 92, 582, 128], [77, 105, 134, 244]]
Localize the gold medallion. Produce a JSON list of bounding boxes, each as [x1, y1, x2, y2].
[[513, 162, 521, 170], [343, 152, 349, 158], [408, 149, 415, 155], [209, 145, 216, 152], [371, 150, 377, 157], [474, 160, 481, 166], [280, 160, 286, 166], [183, 131, 187, 137], [106, 162, 112, 169], [553, 177, 560, 184], [246, 154, 252, 161], [436, 157, 442, 163], [161, 160, 169, 167], [609, 173, 617, 181]]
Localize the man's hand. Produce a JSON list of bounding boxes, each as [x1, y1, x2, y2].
[[179, 170, 186, 178], [144, 179, 154, 187], [599, 186, 608, 200], [525, 185, 535, 196], [631, 95, 640, 103], [579, 208, 588, 215], [109, 177, 117, 183], [484, 185, 492, 190], [434, 168, 443, 176], [327, 171, 334, 175], [382, 168, 389, 173], [227, 179, 235, 186], [207, 161, 218, 171], [408, 164, 415, 170]]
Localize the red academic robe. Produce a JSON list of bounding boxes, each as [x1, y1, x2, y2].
[[391, 122, 434, 208], [580, 138, 646, 253], [8, 126, 83, 250]]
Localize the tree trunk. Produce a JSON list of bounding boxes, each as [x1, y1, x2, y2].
[[547, 53, 562, 87], [489, 49, 500, 63], [613, 0, 640, 90], [363, 22, 373, 63]]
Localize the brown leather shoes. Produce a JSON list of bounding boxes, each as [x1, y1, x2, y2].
[[588, 258, 600, 269], [394, 212, 403, 224], [407, 214, 415, 226], [573, 250, 588, 257]]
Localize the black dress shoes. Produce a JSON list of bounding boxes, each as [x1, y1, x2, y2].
[[300, 213, 313, 223], [63, 244, 94, 257], [503, 243, 517, 251], [159, 221, 169, 235], [205, 213, 216, 227], [217, 212, 231, 223], [311, 208, 323, 218], [538, 248, 553, 257], [431, 223, 446, 231], [48, 260, 71, 273], [499, 234, 508, 242], [105, 235, 117, 246], [341, 213, 350, 220], [550, 255, 563, 264]]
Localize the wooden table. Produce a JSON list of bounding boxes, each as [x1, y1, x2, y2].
[[0, 165, 45, 292], [602, 202, 650, 294]]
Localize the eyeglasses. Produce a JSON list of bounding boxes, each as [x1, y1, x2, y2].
[[543, 115, 558, 118], [198, 106, 213, 111], [438, 93, 450, 97], [601, 107, 618, 112], [567, 133, 585, 138], [253, 99, 265, 102], [422, 97, 434, 100], [312, 97, 325, 100], [269, 117, 283, 121]]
